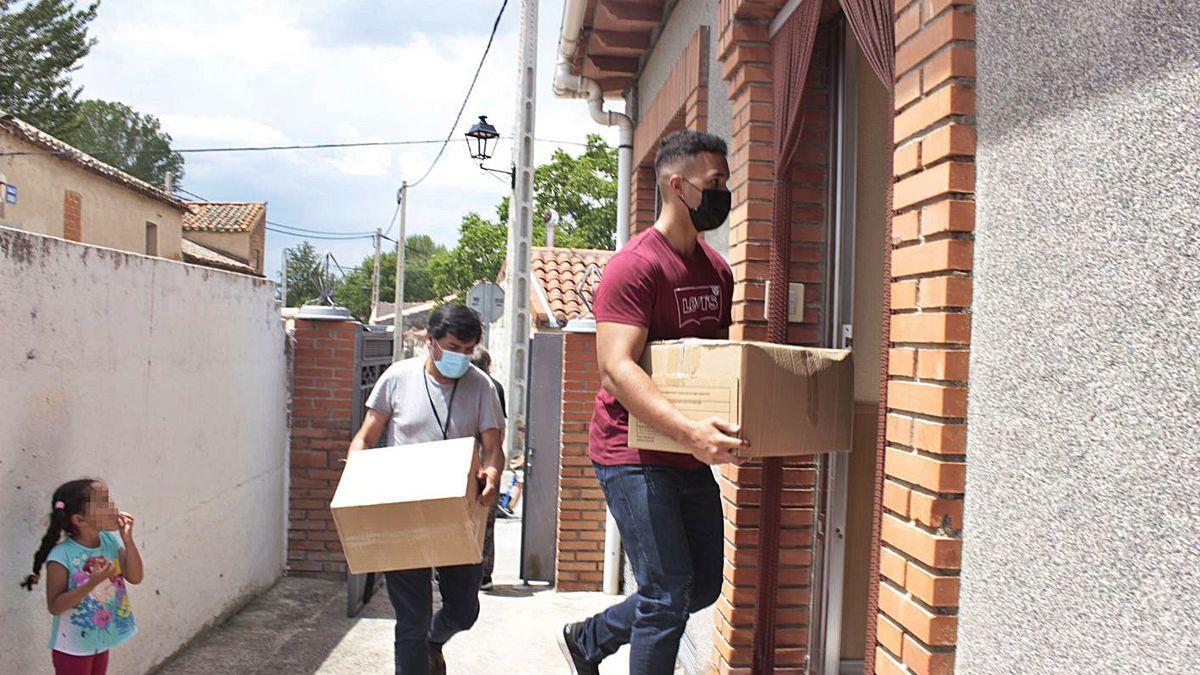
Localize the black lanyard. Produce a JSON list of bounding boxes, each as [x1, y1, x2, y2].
[[424, 373, 460, 440]]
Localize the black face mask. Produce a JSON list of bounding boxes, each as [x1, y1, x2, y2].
[[679, 179, 731, 232]]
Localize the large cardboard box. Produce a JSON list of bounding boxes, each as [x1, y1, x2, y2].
[[628, 339, 853, 458], [330, 437, 487, 573]]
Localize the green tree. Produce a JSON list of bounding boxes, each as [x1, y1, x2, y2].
[[429, 213, 507, 299], [68, 99, 185, 188], [427, 136, 617, 299], [278, 242, 332, 307], [0, 0, 99, 138], [533, 133, 618, 249], [333, 234, 445, 322]]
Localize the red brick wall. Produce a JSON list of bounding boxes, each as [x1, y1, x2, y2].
[[63, 190, 82, 241], [287, 318, 358, 577], [715, 1, 832, 670], [555, 330, 608, 591], [873, 1, 976, 673]]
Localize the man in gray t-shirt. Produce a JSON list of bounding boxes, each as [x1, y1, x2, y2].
[[348, 304, 504, 675]]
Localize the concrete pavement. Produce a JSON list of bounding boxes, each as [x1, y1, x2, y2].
[[156, 518, 632, 674]]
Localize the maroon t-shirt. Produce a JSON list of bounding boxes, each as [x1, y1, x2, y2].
[[589, 228, 734, 469]]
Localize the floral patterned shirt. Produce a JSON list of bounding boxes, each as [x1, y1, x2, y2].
[[46, 532, 137, 655]]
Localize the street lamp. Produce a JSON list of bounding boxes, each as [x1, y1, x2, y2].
[[465, 115, 515, 188]]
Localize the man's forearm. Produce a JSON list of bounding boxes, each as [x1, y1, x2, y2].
[[604, 359, 694, 444]]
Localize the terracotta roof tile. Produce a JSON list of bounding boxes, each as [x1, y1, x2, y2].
[[0, 113, 189, 212], [526, 246, 615, 327], [182, 202, 266, 233], [181, 238, 257, 275]]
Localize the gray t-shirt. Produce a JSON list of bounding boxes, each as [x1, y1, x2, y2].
[[365, 357, 504, 447]]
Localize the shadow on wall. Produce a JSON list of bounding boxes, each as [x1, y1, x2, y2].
[[0, 227, 289, 674]]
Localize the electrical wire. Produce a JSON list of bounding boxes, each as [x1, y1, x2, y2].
[[0, 138, 451, 158], [265, 227, 375, 241], [0, 135, 589, 159], [408, 0, 509, 188], [382, 202, 401, 238], [176, 184, 375, 239]]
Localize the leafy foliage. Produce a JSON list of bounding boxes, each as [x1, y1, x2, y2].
[[278, 242, 332, 307], [429, 135, 618, 299], [0, 0, 99, 138], [333, 234, 444, 322], [69, 99, 185, 188], [429, 213, 507, 299]]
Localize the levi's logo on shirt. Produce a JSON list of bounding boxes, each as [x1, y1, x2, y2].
[[674, 284, 723, 327]]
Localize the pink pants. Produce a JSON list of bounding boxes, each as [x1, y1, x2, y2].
[[52, 650, 108, 675]]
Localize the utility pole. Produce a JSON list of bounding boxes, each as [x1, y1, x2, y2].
[[280, 248, 289, 306], [370, 226, 382, 321], [391, 181, 408, 362], [503, 0, 538, 460]]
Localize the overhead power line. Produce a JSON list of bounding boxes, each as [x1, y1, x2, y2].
[[408, 0, 509, 188], [175, 184, 375, 239], [0, 135, 590, 159]]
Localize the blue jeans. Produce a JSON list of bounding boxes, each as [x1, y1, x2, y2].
[[575, 463, 724, 673], [384, 563, 482, 674]]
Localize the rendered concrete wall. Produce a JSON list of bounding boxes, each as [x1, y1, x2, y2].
[[0, 228, 288, 674], [0, 133, 185, 260], [961, 2, 1200, 672]]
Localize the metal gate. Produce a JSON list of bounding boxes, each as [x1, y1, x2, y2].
[[519, 332, 563, 583], [346, 325, 395, 616]]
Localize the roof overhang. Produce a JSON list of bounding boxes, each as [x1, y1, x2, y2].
[[558, 0, 671, 96]]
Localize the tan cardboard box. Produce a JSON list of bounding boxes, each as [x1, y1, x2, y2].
[[628, 339, 853, 458], [330, 437, 487, 574]]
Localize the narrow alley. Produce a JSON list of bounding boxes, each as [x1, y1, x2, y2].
[[156, 518, 632, 674]]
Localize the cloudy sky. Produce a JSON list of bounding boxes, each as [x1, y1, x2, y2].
[[73, 0, 619, 280]]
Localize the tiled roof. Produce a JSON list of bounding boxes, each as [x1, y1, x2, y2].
[[182, 238, 257, 275], [528, 247, 614, 327], [0, 112, 189, 212], [182, 202, 266, 233]]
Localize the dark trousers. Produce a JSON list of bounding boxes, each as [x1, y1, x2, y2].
[[575, 463, 724, 673], [384, 563, 483, 675]]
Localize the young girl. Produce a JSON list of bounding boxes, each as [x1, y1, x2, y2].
[[20, 479, 144, 675]]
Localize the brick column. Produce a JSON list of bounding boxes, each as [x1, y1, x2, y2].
[[555, 329, 607, 591], [715, 2, 832, 670], [872, 1, 976, 674], [630, 163, 658, 236], [287, 318, 358, 578]]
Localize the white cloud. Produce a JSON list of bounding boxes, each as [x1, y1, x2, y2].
[[73, 0, 621, 280]]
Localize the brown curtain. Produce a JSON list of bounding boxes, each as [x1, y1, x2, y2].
[[836, 1, 895, 673], [756, 3, 824, 673], [766, 1, 823, 343]]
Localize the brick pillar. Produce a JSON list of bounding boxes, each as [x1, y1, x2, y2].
[[287, 318, 358, 578], [716, 1, 833, 671], [872, 1, 976, 674], [555, 329, 607, 591], [630, 162, 658, 236]]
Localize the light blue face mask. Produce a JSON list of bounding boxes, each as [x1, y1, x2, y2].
[[432, 347, 471, 379]]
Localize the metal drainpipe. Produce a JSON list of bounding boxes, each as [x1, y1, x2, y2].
[[553, 2, 635, 593]]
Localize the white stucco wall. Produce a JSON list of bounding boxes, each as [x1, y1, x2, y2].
[[0, 133, 186, 260], [0, 228, 288, 674]]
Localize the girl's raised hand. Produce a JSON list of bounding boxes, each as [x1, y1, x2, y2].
[[118, 512, 136, 540]]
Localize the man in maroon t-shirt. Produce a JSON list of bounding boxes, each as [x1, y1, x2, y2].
[[558, 131, 748, 674]]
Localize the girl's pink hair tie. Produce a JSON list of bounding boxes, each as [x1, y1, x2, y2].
[[53, 501, 65, 510]]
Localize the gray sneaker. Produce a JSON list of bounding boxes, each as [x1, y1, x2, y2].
[[557, 623, 599, 675]]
